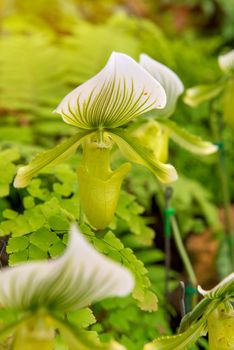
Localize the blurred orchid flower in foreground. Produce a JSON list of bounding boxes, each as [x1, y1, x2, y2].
[[144, 273, 234, 350], [184, 49, 234, 129], [133, 54, 217, 163], [0, 225, 134, 349], [14, 51, 179, 229]]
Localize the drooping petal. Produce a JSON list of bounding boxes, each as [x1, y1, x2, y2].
[[0, 225, 134, 312], [140, 54, 184, 117], [144, 317, 207, 350], [184, 84, 224, 107], [218, 49, 234, 74], [157, 118, 218, 155], [198, 273, 234, 299], [55, 52, 166, 129], [108, 128, 178, 184], [14, 130, 92, 188]]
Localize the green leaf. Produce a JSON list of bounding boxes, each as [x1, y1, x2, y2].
[[49, 241, 66, 257], [138, 290, 158, 312], [14, 130, 92, 188], [144, 317, 207, 350], [67, 308, 96, 328], [108, 129, 177, 184], [28, 244, 48, 260], [48, 215, 70, 231], [157, 119, 217, 155], [3, 209, 18, 219], [23, 196, 35, 209], [30, 227, 59, 251], [8, 250, 28, 265], [7, 236, 29, 253], [184, 83, 224, 107]]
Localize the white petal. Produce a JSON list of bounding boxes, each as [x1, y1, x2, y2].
[[140, 54, 184, 117], [0, 225, 134, 311], [218, 50, 234, 73], [55, 52, 166, 129], [198, 273, 234, 299]]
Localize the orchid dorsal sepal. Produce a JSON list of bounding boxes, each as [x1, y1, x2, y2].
[[140, 53, 184, 117], [55, 52, 167, 130], [0, 225, 134, 348], [0, 225, 134, 311], [218, 49, 234, 74]]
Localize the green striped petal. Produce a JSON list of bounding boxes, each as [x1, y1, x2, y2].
[[144, 317, 207, 350], [140, 54, 184, 117], [198, 273, 234, 300], [0, 225, 134, 312], [184, 83, 224, 107], [218, 50, 234, 74], [55, 52, 166, 129], [108, 128, 178, 184], [157, 118, 218, 155], [14, 130, 92, 188]]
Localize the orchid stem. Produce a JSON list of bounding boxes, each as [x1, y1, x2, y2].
[[170, 216, 198, 308]]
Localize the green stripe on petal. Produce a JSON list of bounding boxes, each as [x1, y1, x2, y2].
[[0, 225, 134, 312], [140, 54, 184, 117], [108, 128, 178, 183], [157, 118, 218, 155], [144, 317, 207, 350], [198, 273, 234, 300], [55, 52, 166, 129], [14, 130, 92, 188], [184, 83, 224, 107]]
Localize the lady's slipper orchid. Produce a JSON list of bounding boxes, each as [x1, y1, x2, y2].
[[0, 225, 134, 349], [184, 48, 234, 129], [135, 54, 217, 161], [144, 273, 234, 350], [14, 52, 178, 229]]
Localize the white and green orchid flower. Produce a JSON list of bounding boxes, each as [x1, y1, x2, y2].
[[0, 225, 134, 350], [184, 49, 234, 129], [144, 273, 234, 350], [132, 54, 217, 163], [14, 52, 179, 229], [140, 54, 184, 118]]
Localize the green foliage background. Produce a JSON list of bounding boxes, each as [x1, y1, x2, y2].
[[0, 0, 233, 349]]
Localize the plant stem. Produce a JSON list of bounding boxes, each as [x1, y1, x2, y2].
[[171, 216, 198, 307], [209, 102, 234, 269]]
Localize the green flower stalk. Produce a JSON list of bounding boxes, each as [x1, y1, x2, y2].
[[0, 225, 134, 349], [14, 52, 179, 229], [144, 273, 234, 350], [133, 54, 218, 161]]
